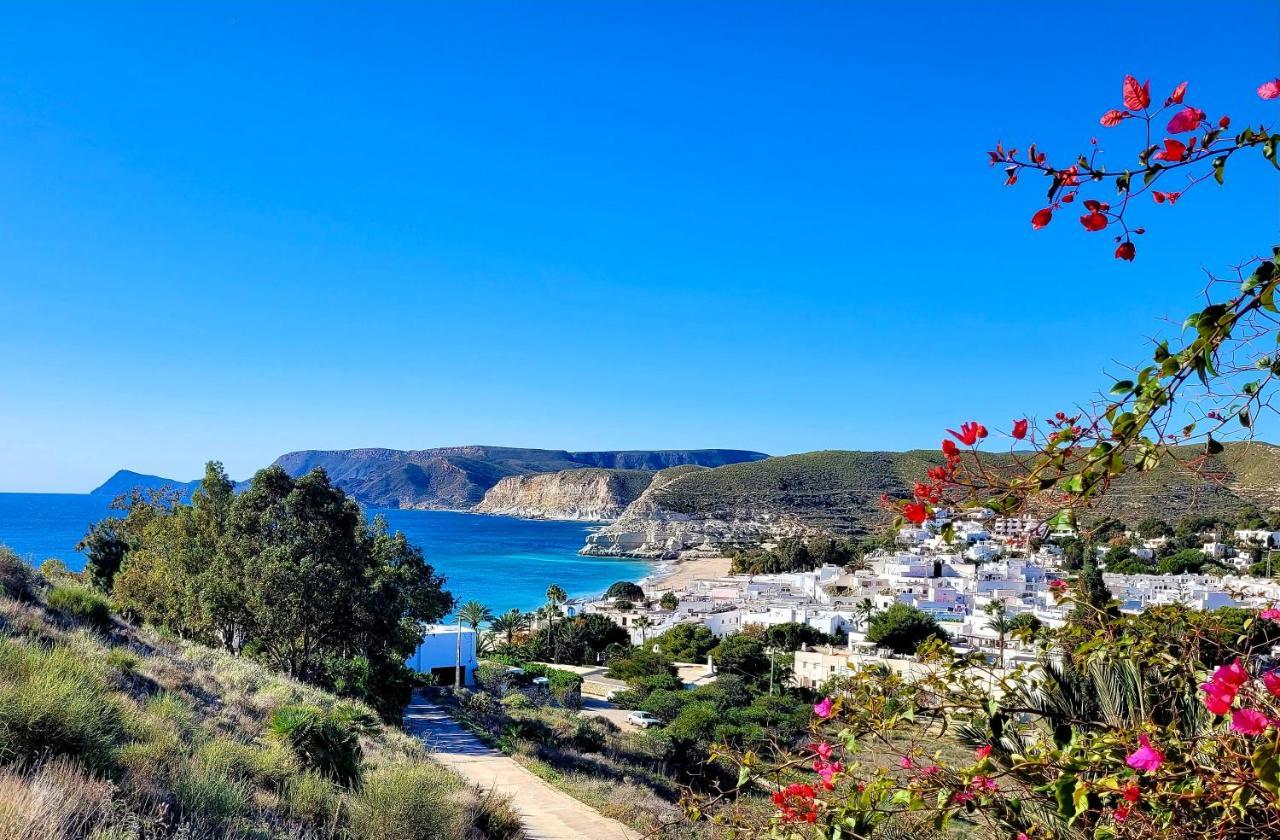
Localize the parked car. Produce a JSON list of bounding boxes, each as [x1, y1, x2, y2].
[[627, 711, 662, 729]]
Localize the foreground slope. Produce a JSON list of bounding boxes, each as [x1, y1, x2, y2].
[[0, 550, 522, 840]]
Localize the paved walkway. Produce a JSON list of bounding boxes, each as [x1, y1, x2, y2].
[[403, 691, 640, 840]]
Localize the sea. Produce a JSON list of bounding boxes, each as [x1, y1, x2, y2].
[[0, 493, 652, 618]]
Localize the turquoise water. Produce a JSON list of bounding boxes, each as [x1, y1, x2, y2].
[[0, 493, 650, 616]]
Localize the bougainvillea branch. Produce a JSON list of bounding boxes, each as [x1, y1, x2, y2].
[[991, 75, 1278, 263], [699, 73, 1280, 840], [886, 76, 1280, 530]]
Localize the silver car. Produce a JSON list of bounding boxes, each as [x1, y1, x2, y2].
[[626, 711, 662, 728]]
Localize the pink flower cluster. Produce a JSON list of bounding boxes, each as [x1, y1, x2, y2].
[[808, 741, 842, 790], [1200, 656, 1280, 734], [1125, 734, 1164, 773]]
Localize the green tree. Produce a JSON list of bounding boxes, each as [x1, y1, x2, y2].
[[605, 581, 644, 602], [659, 592, 679, 611], [762, 622, 833, 652], [853, 597, 875, 631], [491, 609, 530, 645], [457, 600, 493, 632], [709, 634, 770, 689], [651, 623, 717, 662], [633, 614, 652, 644], [865, 604, 948, 655], [106, 463, 452, 718], [1009, 612, 1042, 634], [77, 519, 132, 592], [1136, 516, 1172, 539], [544, 583, 566, 658], [1157, 548, 1208, 576], [984, 602, 1015, 669]]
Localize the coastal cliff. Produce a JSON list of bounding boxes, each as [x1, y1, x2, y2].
[[580, 465, 821, 558], [474, 468, 654, 521]]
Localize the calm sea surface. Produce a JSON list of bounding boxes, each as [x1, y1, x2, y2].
[[0, 493, 650, 617]]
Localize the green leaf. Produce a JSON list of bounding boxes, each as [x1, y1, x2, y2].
[[1109, 380, 1134, 395], [1116, 171, 1131, 193], [1252, 742, 1280, 796], [1244, 261, 1276, 294], [1143, 163, 1164, 186], [1054, 774, 1077, 817], [1264, 136, 1280, 172], [1213, 155, 1226, 185]]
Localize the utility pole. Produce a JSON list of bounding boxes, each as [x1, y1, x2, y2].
[[454, 616, 463, 690]]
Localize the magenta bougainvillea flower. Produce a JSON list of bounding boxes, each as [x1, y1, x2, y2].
[[1126, 734, 1164, 773]]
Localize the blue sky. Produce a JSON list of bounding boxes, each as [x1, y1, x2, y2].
[[1, 2, 1277, 492]]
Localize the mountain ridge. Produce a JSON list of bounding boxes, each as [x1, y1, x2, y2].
[[91, 447, 769, 510]]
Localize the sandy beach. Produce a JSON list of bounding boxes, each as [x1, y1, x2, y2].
[[644, 554, 732, 592]]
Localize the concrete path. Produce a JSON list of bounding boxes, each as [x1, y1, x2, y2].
[[404, 691, 640, 840]]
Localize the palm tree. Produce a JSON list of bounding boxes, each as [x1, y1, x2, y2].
[[457, 600, 493, 632], [854, 598, 875, 632], [545, 584, 567, 658], [490, 609, 530, 645], [633, 615, 652, 644], [985, 602, 1016, 669]]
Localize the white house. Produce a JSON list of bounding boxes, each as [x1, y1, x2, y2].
[[410, 624, 478, 686]]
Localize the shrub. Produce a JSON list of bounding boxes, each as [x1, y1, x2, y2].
[[0, 546, 40, 602], [267, 702, 378, 788], [475, 661, 517, 693], [145, 691, 197, 739], [605, 581, 645, 602], [46, 584, 112, 632], [105, 647, 140, 676], [472, 787, 525, 839], [347, 758, 468, 840], [116, 735, 183, 796], [0, 642, 127, 772], [173, 757, 251, 826], [281, 769, 338, 825], [501, 691, 533, 709], [37, 558, 73, 583], [197, 736, 294, 788]]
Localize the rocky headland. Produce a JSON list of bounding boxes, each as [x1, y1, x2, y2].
[[474, 468, 654, 521]]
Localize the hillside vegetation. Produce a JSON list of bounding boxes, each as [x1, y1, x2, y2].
[[0, 546, 521, 840], [645, 442, 1280, 536]]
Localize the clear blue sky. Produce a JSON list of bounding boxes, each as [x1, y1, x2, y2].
[[1, 2, 1277, 492]]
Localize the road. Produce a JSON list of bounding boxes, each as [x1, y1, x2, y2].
[[403, 691, 640, 840], [579, 696, 641, 730]]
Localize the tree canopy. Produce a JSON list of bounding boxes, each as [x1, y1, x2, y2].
[[865, 603, 948, 655], [103, 461, 452, 718]]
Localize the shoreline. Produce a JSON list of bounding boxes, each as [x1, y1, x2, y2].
[[639, 554, 732, 593]]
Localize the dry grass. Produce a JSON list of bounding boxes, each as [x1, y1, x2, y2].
[[0, 757, 112, 840]]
